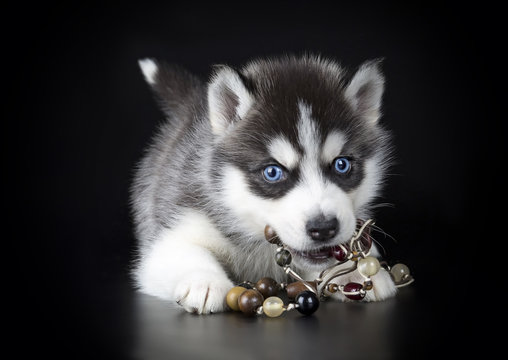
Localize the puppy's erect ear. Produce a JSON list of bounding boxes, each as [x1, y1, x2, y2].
[[208, 66, 254, 135], [344, 60, 385, 124]]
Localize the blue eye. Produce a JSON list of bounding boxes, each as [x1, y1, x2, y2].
[[334, 157, 351, 174], [263, 165, 284, 182]]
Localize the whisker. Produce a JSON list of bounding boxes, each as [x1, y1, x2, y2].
[[364, 222, 399, 257], [370, 234, 388, 256], [369, 202, 395, 210], [370, 224, 397, 244]]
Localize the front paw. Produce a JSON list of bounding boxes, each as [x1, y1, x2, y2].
[[174, 272, 234, 314], [363, 268, 397, 301]]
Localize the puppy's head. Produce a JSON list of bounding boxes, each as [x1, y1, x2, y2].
[[209, 55, 391, 270]]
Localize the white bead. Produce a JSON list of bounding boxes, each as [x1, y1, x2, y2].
[[390, 263, 410, 283], [357, 256, 380, 277], [263, 296, 285, 317]]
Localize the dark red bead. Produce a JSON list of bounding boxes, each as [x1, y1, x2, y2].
[[330, 245, 347, 261], [343, 282, 365, 300], [360, 232, 372, 251]]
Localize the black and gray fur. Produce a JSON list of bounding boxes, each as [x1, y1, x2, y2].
[[131, 55, 395, 313]]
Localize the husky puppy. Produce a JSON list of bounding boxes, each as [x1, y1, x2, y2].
[[131, 55, 397, 314]]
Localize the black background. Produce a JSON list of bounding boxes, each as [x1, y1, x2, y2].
[[7, 2, 498, 358]]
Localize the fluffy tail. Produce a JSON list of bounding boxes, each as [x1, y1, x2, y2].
[[138, 58, 205, 122]]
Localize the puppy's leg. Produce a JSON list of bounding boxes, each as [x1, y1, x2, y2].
[[364, 267, 398, 301], [135, 211, 234, 314]]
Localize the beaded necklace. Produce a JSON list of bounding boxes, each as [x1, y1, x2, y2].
[[226, 219, 414, 317]]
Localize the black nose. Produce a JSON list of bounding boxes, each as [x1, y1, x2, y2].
[[306, 216, 339, 241]]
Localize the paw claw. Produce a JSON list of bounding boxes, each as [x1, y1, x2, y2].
[[174, 272, 233, 314]]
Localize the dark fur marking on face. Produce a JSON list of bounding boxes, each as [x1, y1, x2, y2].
[[212, 56, 390, 200], [249, 162, 302, 199], [322, 157, 365, 192], [214, 130, 303, 199]]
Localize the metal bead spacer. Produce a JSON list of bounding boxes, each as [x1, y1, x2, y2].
[[285, 303, 298, 311]]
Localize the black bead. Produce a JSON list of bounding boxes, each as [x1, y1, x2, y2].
[[295, 290, 319, 316], [275, 249, 292, 266], [237, 281, 255, 289]]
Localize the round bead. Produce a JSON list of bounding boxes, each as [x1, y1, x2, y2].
[[330, 245, 347, 261], [360, 229, 372, 251], [390, 263, 411, 283], [264, 225, 280, 244], [226, 286, 247, 311], [295, 290, 319, 316], [237, 281, 255, 289], [363, 280, 373, 291], [326, 283, 339, 293], [343, 282, 365, 300], [263, 296, 285, 317], [357, 256, 381, 277], [350, 251, 360, 261], [276, 249, 292, 266], [286, 281, 317, 300], [238, 289, 264, 316], [255, 277, 279, 298]]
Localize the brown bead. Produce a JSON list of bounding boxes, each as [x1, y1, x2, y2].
[[255, 277, 279, 298], [286, 281, 317, 300], [238, 289, 264, 316], [264, 225, 280, 244], [226, 286, 247, 311], [351, 251, 360, 261], [363, 280, 373, 291], [326, 283, 339, 293]]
